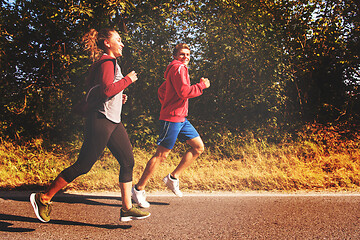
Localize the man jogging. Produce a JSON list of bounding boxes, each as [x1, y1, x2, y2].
[[132, 43, 210, 208]]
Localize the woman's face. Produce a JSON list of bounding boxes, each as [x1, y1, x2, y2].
[[174, 48, 190, 66], [105, 31, 124, 58]]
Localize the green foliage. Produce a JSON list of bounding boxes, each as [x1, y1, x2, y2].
[[0, 0, 359, 145], [189, 0, 290, 135], [266, 0, 360, 122]]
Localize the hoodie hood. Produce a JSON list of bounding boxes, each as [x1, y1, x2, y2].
[[164, 59, 186, 79]]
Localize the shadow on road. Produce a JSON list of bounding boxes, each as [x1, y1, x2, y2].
[[0, 214, 132, 231], [0, 221, 35, 233], [0, 191, 169, 207]]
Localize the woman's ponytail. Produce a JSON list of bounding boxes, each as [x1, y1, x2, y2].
[[82, 28, 116, 62]]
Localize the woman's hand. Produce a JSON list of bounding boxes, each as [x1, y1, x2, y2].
[[122, 94, 128, 104], [126, 71, 138, 83]]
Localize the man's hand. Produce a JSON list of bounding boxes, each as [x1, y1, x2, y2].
[[200, 77, 210, 88]]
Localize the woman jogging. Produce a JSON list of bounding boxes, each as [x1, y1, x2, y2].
[[30, 28, 150, 222]]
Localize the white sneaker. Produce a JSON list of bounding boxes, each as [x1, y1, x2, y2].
[[163, 174, 183, 197], [131, 186, 150, 208]]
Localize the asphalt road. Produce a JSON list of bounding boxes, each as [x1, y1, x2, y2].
[[1, 191, 360, 239]]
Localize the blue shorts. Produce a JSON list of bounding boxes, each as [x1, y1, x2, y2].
[[157, 119, 200, 150]]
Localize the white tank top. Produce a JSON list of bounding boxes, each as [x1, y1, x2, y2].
[[98, 63, 124, 123]]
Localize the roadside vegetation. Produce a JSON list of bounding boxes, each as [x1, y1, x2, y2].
[[1, 0, 359, 193], [2, 123, 359, 192]]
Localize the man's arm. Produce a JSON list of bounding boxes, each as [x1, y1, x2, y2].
[[172, 65, 207, 99], [158, 81, 166, 104]]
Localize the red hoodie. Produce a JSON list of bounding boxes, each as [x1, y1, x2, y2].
[[158, 60, 206, 122]]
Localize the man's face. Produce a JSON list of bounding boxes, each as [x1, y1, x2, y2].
[[174, 48, 190, 66]]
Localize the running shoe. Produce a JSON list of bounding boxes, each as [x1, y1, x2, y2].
[[163, 174, 183, 197], [30, 192, 52, 222], [120, 206, 151, 222], [131, 186, 150, 208]]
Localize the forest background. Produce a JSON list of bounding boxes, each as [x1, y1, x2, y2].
[[1, 0, 360, 192]]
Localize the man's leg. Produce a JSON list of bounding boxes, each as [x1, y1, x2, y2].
[[132, 145, 171, 208], [171, 136, 204, 178], [136, 145, 171, 191], [132, 120, 177, 207], [162, 136, 204, 197]]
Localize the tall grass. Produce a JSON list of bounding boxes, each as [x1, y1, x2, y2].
[[1, 123, 360, 192]]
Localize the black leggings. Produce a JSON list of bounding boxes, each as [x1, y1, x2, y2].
[[61, 112, 134, 183]]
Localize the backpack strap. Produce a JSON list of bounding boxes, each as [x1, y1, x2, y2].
[[86, 58, 117, 87]]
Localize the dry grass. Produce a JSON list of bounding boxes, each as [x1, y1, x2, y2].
[[1, 123, 360, 192], [0, 138, 70, 189]]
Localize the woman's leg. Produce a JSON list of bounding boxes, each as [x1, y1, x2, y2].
[[43, 112, 116, 202], [119, 182, 132, 210], [107, 123, 135, 210], [41, 175, 68, 203], [107, 123, 151, 221]]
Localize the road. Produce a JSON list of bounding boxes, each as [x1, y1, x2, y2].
[[1, 191, 360, 239]]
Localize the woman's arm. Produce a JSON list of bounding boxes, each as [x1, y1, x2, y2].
[[99, 61, 135, 98]]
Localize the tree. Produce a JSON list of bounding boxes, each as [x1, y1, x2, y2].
[[0, 0, 359, 144], [265, 0, 360, 123]]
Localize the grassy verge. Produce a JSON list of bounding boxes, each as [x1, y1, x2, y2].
[[1, 124, 360, 192]]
